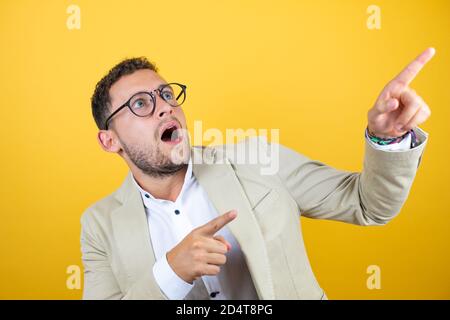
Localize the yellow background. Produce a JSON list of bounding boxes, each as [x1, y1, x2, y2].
[[0, 0, 449, 299]]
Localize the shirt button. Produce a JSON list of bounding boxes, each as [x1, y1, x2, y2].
[[174, 209, 180, 215], [210, 291, 220, 298], [145, 194, 150, 198]]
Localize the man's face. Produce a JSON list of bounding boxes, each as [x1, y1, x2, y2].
[[105, 69, 190, 177]]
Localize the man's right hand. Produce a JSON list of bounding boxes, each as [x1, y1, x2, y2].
[[166, 210, 238, 284]]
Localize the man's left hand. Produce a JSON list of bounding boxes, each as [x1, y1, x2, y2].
[[367, 47, 435, 139]]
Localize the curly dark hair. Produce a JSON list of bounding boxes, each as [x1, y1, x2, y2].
[[91, 57, 158, 130]]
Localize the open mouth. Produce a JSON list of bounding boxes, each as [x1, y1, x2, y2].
[[159, 120, 182, 144]]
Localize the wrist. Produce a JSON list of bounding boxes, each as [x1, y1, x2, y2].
[[153, 253, 194, 300], [366, 126, 412, 146], [367, 127, 400, 139], [166, 250, 193, 284]]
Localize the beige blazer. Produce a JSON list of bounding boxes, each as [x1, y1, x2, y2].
[[80, 129, 428, 299]]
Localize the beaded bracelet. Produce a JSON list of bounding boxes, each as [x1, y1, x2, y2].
[[367, 127, 418, 148]]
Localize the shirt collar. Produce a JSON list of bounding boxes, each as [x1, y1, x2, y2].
[[132, 157, 193, 207]]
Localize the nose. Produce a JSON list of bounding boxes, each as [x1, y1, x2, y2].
[[154, 93, 174, 119]]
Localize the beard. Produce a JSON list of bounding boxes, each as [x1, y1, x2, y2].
[[120, 137, 190, 179]]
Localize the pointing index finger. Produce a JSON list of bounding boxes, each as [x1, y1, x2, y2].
[[198, 210, 237, 236], [393, 47, 435, 86]]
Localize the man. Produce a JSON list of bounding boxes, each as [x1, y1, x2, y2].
[[81, 48, 434, 300]]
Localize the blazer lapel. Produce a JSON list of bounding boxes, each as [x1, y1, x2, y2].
[[110, 173, 165, 298], [192, 147, 275, 300]]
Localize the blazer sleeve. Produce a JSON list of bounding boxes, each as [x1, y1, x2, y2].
[[275, 127, 429, 226], [80, 211, 169, 300]]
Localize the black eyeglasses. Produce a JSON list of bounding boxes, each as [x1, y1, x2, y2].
[[104, 82, 187, 130]]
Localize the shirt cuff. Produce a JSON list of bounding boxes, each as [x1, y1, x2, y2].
[[365, 128, 412, 152], [152, 253, 194, 300]]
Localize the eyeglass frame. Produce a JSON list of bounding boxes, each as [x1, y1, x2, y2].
[[103, 82, 187, 130]]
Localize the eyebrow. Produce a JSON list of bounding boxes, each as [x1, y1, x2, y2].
[[118, 82, 169, 106], [155, 82, 168, 90]]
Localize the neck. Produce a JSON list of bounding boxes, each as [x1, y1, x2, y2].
[[132, 165, 188, 202]]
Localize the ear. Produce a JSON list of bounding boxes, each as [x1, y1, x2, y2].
[[97, 130, 122, 153]]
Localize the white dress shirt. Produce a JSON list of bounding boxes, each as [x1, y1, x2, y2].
[[132, 130, 413, 300]]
